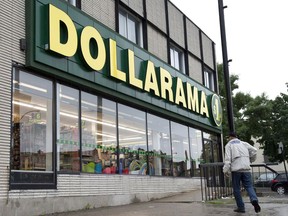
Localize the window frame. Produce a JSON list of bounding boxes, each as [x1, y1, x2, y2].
[[10, 67, 57, 190], [118, 8, 143, 47], [203, 69, 215, 91], [170, 45, 186, 74]]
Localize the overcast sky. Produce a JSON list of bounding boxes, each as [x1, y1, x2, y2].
[[170, 0, 288, 99]]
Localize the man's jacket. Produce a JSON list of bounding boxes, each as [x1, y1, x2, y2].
[[223, 138, 257, 173]]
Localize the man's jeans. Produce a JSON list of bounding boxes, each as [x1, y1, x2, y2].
[[232, 172, 258, 210]]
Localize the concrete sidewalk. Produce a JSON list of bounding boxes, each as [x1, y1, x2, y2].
[[50, 189, 288, 216]]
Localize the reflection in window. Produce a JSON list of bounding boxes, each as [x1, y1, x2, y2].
[[189, 128, 203, 177], [12, 70, 53, 172], [170, 45, 185, 74], [57, 85, 80, 172], [118, 104, 147, 175], [81, 92, 117, 174], [119, 9, 143, 47], [171, 122, 190, 177], [147, 114, 172, 176], [203, 132, 219, 163]]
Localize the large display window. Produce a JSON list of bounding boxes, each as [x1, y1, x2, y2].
[[147, 114, 172, 176], [11, 68, 55, 189], [189, 128, 203, 177], [57, 85, 80, 172], [171, 122, 190, 177], [10, 68, 221, 189], [81, 92, 117, 174], [118, 104, 147, 175]]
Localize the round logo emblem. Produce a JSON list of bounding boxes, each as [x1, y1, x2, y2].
[[211, 94, 222, 126]]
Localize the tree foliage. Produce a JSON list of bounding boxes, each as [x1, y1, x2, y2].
[[218, 63, 288, 161]]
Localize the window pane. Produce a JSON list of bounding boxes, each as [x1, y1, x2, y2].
[[174, 50, 180, 70], [127, 16, 137, 43], [119, 11, 127, 37], [57, 84, 80, 172], [11, 69, 55, 188], [204, 70, 214, 91], [189, 128, 203, 177], [147, 114, 172, 176], [81, 92, 117, 174], [12, 70, 53, 172], [118, 104, 147, 175], [171, 122, 190, 177], [170, 48, 175, 67], [203, 132, 219, 163]]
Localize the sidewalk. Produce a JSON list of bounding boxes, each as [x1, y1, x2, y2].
[[50, 189, 288, 216]]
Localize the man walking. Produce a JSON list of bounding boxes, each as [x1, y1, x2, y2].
[[223, 132, 261, 213]]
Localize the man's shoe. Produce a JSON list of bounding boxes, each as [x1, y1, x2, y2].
[[252, 200, 261, 213], [233, 208, 245, 213]]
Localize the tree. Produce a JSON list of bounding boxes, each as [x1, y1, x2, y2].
[[259, 92, 288, 162], [218, 62, 288, 161]]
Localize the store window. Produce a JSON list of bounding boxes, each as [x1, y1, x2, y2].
[[11, 68, 55, 189], [204, 70, 215, 91], [203, 132, 220, 163], [81, 92, 117, 174], [147, 114, 172, 176], [189, 128, 203, 177], [119, 9, 143, 47], [170, 45, 185, 74], [57, 84, 80, 172], [171, 122, 190, 177], [118, 104, 147, 175]]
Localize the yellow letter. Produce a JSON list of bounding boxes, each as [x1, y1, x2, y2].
[[48, 4, 77, 57], [80, 26, 106, 71], [108, 39, 126, 82], [200, 91, 209, 117], [144, 61, 160, 96], [174, 77, 187, 108], [186, 83, 199, 113], [127, 50, 143, 89], [160, 68, 174, 102]]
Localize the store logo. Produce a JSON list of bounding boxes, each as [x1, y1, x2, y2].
[[210, 94, 222, 126]]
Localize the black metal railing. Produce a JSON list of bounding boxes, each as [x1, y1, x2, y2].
[[199, 162, 233, 201], [199, 162, 279, 201]]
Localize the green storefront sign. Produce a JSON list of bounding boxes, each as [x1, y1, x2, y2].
[[25, 0, 222, 132]]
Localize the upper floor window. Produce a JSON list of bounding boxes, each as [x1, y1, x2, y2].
[[204, 70, 215, 91], [170, 45, 185, 74], [119, 9, 143, 47]]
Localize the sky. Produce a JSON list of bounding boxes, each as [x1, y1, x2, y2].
[[170, 0, 288, 99]]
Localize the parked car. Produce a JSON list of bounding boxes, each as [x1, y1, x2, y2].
[[270, 173, 288, 195], [254, 173, 277, 187]]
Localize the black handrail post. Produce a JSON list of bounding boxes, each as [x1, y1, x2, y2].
[[218, 0, 235, 133]]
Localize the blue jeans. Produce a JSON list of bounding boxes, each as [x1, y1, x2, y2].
[[232, 172, 258, 210]]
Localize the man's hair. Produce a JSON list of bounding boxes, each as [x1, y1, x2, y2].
[[229, 132, 238, 138]]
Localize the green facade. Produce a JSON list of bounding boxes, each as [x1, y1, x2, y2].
[[26, 0, 222, 133]]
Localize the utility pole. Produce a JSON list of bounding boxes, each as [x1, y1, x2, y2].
[[218, 0, 235, 133]]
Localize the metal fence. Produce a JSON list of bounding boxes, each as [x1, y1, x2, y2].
[[199, 162, 279, 201], [199, 162, 233, 201]]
